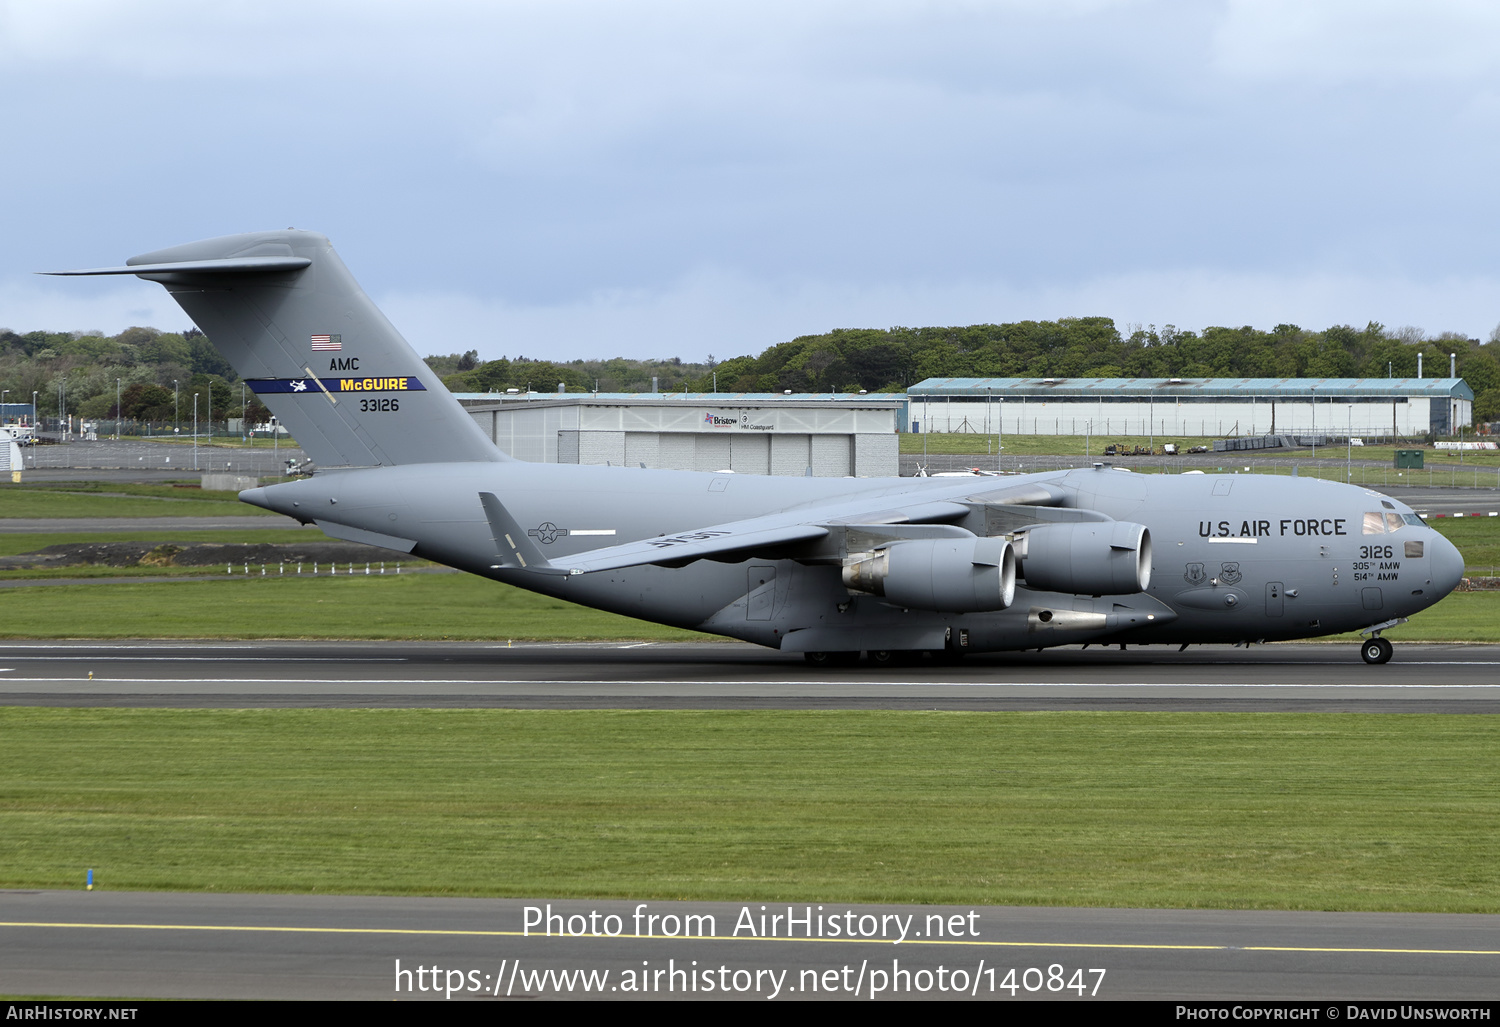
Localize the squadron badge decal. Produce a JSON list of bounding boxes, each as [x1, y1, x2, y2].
[[1184, 562, 1207, 586], [1219, 562, 1242, 585]]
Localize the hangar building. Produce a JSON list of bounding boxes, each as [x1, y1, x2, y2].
[[905, 377, 1475, 438], [456, 392, 900, 477]]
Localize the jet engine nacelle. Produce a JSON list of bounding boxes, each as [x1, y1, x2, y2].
[[841, 537, 1016, 612], [1016, 521, 1152, 595]]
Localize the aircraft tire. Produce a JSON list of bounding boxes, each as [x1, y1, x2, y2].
[[804, 651, 861, 667], [1360, 637, 1394, 665], [868, 649, 925, 666]]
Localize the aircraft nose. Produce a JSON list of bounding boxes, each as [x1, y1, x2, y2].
[[1429, 531, 1464, 596]]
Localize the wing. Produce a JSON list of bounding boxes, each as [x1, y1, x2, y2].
[[478, 481, 1066, 577]]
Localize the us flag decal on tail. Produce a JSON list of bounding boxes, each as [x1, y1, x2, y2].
[[311, 334, 342, 351]]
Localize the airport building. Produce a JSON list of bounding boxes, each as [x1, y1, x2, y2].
[[456, 392, 901, 476], [904, 377, 1475, 438]]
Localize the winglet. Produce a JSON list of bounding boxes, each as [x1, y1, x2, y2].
[[478, 492, 570, 575]]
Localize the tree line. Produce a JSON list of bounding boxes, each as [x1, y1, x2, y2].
[[0, 326, 266, 425], [439, 320, 1500, 423], [4, 318, 1497, 427]]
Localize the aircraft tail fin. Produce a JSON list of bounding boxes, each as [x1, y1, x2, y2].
[[46, 230, 504, 468]]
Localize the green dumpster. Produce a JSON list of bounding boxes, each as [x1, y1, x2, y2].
[[1395, 449, 1424, 469]]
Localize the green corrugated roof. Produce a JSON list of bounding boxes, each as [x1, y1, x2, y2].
[[908, 377, 1474, 400], [453, 392, 897, 402]]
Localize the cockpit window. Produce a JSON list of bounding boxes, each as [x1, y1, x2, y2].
[[1381, 500, 1395, 510], [1402, 514, 1424, 526], [1385, 513, 1404, 532], [1363, 512, 1386, 534]]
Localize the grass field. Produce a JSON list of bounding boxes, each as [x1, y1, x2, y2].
[[0, 573, 707, 640], [0, 570, 1489, 641], [0, 483, 280, 519], [1, 708, 1495, 911], [1428, 518, 1500, 576]]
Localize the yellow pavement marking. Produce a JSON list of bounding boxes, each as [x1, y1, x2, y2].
[[1, 922, 1497, 956]]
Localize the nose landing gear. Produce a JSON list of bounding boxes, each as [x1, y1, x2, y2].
[[1358, 617, 1407, 665], [1360, 636, 1393, 665]]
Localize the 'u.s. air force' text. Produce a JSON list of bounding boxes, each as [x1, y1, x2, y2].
[[1199, 518, 1349, 538]]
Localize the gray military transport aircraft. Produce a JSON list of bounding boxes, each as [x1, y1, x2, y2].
[[49, 230, 1465, 665]]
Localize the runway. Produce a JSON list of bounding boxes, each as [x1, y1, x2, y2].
[[0, 640, 1498, 711], [3, 890, 1497, 1001]]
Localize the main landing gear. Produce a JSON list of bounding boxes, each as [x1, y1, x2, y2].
[[806, 649, 962, 667], [803, 651, 860, 667], [1360, 636, 1394, 665]]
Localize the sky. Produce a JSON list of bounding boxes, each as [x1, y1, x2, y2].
[[3, 0, 1499, 362]]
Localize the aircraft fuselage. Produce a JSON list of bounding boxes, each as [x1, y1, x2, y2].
[[243, 461, 1463, 657]]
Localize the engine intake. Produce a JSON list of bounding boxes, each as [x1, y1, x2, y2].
[[842, 537, 1016, 612], [1016, 521, 1151, 595]]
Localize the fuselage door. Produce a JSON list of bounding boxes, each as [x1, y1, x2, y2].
[[1266, 581, 1284, 616]]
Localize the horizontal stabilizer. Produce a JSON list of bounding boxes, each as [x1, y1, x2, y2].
[[41, 257, 312, 276], [478, 492, 566, 575], [44, 230, 503, 468]]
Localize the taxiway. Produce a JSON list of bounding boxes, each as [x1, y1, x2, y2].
[[3, 890, 1497, 1001]]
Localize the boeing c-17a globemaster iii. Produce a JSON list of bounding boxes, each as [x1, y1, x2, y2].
[[48, 231, 1465, 665]]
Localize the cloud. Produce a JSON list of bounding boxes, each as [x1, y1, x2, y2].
[[1213, 0, 1500, 84], [4, 2, 1499, 363], [378, 264, 1500, 363], [0, 277, 194, 337]]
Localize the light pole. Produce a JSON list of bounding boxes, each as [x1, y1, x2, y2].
[[193, 393, 198, 470], [2, 389, 9, 425], [1310, 384, 1316, 468], [116, 379, 121, 440], [173, 380, 179, 436]]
